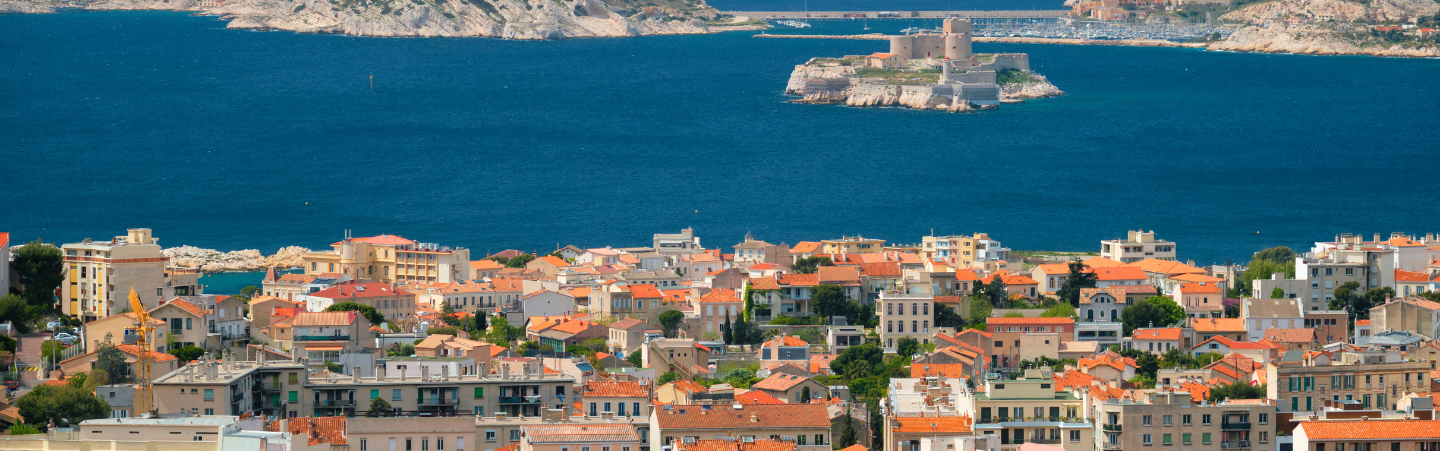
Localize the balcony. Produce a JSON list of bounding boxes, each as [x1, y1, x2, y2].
[[295, 335, 350, 342], [317, 399, 355, 407], [499, 396, 542, 404], [1221, 422, 1251, 430], [1102, 423, 1122, 432], [1027, 439, 1062, 445], [231, 392, 245, 402], [419, 397, 460, 406], [1102, 443, 1122, 451], [1221, 442, 1250, 450]]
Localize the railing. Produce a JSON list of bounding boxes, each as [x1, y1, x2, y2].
[[1102, 423, 1122, 432], [1101, 443, 1122, 451], [295, 335, 350, 341], [419, 397, 460, 406], [499, 396, 542, 404], [231, 391, 245, 402], [1221, 422, 1251, 430], [319, 399, 355, 407], [1027, 439, 1061, 444], [1221, 442, 1250, 449]]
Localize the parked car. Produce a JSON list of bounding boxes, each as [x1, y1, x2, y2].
[[52, 334, 77, 345], [45, 321, 62, 332]]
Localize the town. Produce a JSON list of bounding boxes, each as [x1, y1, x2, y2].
[[0, 227, 1439, 450]]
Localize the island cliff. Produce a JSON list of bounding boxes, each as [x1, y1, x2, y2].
[[1206, 0, 1440, 57], [1, 0, 728, 39]]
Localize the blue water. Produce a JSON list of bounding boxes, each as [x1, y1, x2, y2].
[[4, 11, 1440, 268]]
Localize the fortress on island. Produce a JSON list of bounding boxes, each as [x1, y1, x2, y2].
[[785, 18, 1060, 112]]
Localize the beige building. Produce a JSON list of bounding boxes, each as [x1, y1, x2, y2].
[[523, 424, 641, 451], [880, 293, 935, 350], [646, 339, 711, 378], [608, 318, 658, 355], [83, 311, 164, 351], [289, 311, 375, 363], [1095, 391, 1277, 451], [1100, 230, 1177, 263], [306, 281, 416, 320], [62, 228, 198, 321], [59, 343, 180, 383], [822, 236, 885, 255], [152, 297, 213, 352], [581, 380, 652, 418], [0, 416, 285, 451], [1293, 419, 1440, 451], [304, 234, 473, 284], [750, 373, 827, 403], [650, 404, 832, 451], [1369, 298, 1440, 339], [734, 233, 792, 268], [975, 369, 1091, 451], [1267, 350, 1435, 413]]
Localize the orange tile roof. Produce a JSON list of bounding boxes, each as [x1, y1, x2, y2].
[[161, 298, 205, 317], [1300, 420, 1440, 440], [752, 373, 814, 392], [763, 336, 809, 347], [911, 363, 968, 378], [1356, 320, 1371, 326], [524, 424, 638, 443], [471, 259, 505, 270], [869, 52, 899, 58], [276, 273, 317, 284], [1125, 259, 1205, 275], [1091, 266, 1148, 281], [1052, 370, 1101, 391], [1176, 379, 1210, 402], [349, 235, 413, 246], [777, 273, 820, 286], [698, 289, 742, 304], [789, 242, 823, 254], [735, 390, 786, 405], [1190, 318, 1246, 332], [550, 319, 602, 335], [626, 284, 664, 299], [537, 255, 570, 267], [1033, 263, 1072, 274], [749, 277, 781, 290], [817, 266, 861, 284], [670, 379, 708, 394], [892, 416, 973, 434], [1263, 328, 1316, 343], [1131, 327, 1182, 341], [583, 381, 649, 398], [1170, 273, 1224, 283], [1179, 283, 1222, 294], [291, 311, 358, 327], [311, 282, 411, 299], [953, 269, 981, 281], [860, 262, 902, 277], [285, 416, 348, 446], [1083, 257, 1125, 267], [1078, 352, 1135, 372]]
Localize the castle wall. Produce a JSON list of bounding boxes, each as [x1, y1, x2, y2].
[[951, 70, 995, 84]]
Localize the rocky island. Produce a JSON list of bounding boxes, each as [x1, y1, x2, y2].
[[1205, 0, 1440, 57], [0, 0, 758, 39], [786, 18, 1062, 113]]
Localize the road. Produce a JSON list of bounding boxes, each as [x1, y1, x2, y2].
[[15, 332, 52, 394]]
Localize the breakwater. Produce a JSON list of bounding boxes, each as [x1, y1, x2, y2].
[[755, 33, 1208, 48]]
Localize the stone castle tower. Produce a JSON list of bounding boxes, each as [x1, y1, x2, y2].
[[888, 18, 973, 60]]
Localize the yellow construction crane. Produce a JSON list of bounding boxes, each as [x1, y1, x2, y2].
[[126, 288, 155, 416]]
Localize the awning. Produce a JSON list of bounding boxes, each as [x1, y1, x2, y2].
[[304, 346, 344, 351]]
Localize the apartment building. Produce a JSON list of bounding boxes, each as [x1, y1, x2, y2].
[[733, 233, 792, 268], [693, 289, 743, 336], [1293, 419, 1440, 451], [1242, 298, 1304, 341], [886, 375, 998, 451], [522, 424, 640, 451], [975, 369, 1091, 451], [1369, 298, 1440, 339], [306, 281, 415, 320], [288, 311, 374, 364], [646, 339, 711, 378], [1267, 350, 1435, 412], [921, 233, 1012, 271], [1302, 310, 1349, 344], [1100, 230, 1177, 263], [1078, 288, 1129, 345], [986, 317, 1075, 369], [1095, 391, 1277, 451], [650, 404, 832, 451], [61, 228, 198, 320], [654, 228, 704, 259], [303, 234, 473, 284], [1252, 246, 1395, 312], [879, 293, 935, 350], [581, 380, 652, 418], [0, 416, 285, 451]]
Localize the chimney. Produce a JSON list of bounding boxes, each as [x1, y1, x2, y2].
[[496, 412, 507, 420], [401, 367, 407, 382], [376, 364, 385, 380], [750, 414, 759, 423], [422, 365, 430, 381], [353, 366, 361, 383], [258, 349, 267, 366], [442, 365, 450, 381], [1375, 233, 1381, 243], [502, 364, 511, 380]]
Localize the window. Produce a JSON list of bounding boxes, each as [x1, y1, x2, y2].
[[1201, 414, 1211, 425], [1182, 415, 1191, 425], [406, 438, 413, 451], [289, 373, 298, 384], [1142, 415, 1152, 426], [1202, 433, 1211, 444], [371, 389, 380, 400], [1162, 415, 1172, 426], [815, 434, 824, 445], [1259, 432, 1268, 443], [204, 408, 214, 415], [361, 439, 368, 451], [1182, 434, 1191, 445], [422, 438, 430, 451], [486, 431, 497, 442], [288, 391, 298, 402], [1142, 434, 1152, 445], [798, 435, 807, 446], [510, 430, 521, 441], [474, 387, 484, 398], [204, 389, 214, 400], [393, 389, 403, 401], [1069, 430, 1080, 441], [1258, 413, 1268, 424]]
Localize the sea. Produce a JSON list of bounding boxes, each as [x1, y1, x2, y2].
[[4, 10, 1440, 294]]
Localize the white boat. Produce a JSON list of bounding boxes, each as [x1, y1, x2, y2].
[[776, 19, 811, 28]]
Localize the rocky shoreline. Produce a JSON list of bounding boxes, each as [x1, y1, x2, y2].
[[2, 0, 732, 39], [163, 245, 310, 272]]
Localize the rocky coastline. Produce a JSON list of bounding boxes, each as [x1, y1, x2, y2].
[[785, 58, 1063, 113], [163, 245, 310, 272], [2, 0, 735, 39]]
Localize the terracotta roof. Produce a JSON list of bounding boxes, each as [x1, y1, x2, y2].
[[953, 269, 981, 281], [523, 424, 638, 444], [161, 298, 205, 317], [1300, 420, 1440, 440], [1356, 320, 1371, 326], [276, 273, 317, 284], [749, 277, 781, 290], [1083, 257, 1125, 267], [583, 381, 649, 398], [860, 262, 902, 277], [983, 271, 1038, 286], [114, 344, 178, 362], [679, 440, 798, 451], [668, 379, 708, 394], [627, 284, 664, 299], [1052, 370, 1101, 391], [751, 373, 815, 392], [1170, 273, 1225, 283], [291, 311, 358, 327], [536, 256, 570, 268], [1091, 266, 1148, 281], [789, 242, 823, 254], [1132, 327, 1183, 341], [1078, 352, 1135, 372], [776, 273, 819, 286], [1079, 287, 1131, 304], [654, 404, 829, 429], [892, 416, 973, 434], [698, 289, 742, 304], [1263, 328, 1316, 343], [550, 319, 602, 335], [310, 282, 411, 299], [610, 318, 653, 330], [348, 234, 413, 246], [1176, 379, 1210, 402], [471, 259, 505, 270], [1125, 258, 1205, 275], [763, 336, 809, 347], [495, 444, 520, 451], [735, 390, 786, 405], [986, 317, 1074, 325], [1190, 318, 1246, 332], [869, 52, 899, 58], [911, 363, 968, 378], [817, 266, 861, 284], [836, 445, 866, 451], [1033, 263, 1072, 274], [285, 416, 347, 446], [1179, 283, 1222, 294]]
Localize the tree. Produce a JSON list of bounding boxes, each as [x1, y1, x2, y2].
[[326, 302, 385, 326], [505, 254, 535, 268], [239, 285, 262, 298], [1003, 311, 1024, 318], [40, 339, 64, 360], [968, 296, 992, 329], [170, 345, 206, 363], [474, 311, 489, 331], [1208, 382, 1267, 401], [486, 255, 511, 266], [1056, 261, 1099, 307], [16, 384, 110, 428], [1252, 246, 1297, 263], [9, 423, 41, 435], [984, 276, 1010, 308], [1241, 258, 1294, 292], [1040, 302, 1076, 318], [626, 351, 643, 367], [699, 331, 721, 341], [12, 240, 64, 307], [367, 396, 393, 417], [1143, 296, 1186, 327], [658, 310, 686, 338], [1222, 298, 1241, 318], [1355, 287, 1395, 320], [839, 410, 857, 447], [934, 304, 965, 328], [426, 326, 459, 336], [388, 342, 416, 357], [323, 361, 345, 374], [811, 284, 847, 324], [95, 339, 131, 383], [1270, 287, 1285, 299], [830, 343, 883, 373], [895, 338, 920, 359], [791, 256, 833, 274], [722, 313, 733, 345], [0, 295, 31, 334], [657, 371, 682, 385], [1120, 302, 1167, 335], [800, 386, 812, 403], [731, 319, 765, 349]]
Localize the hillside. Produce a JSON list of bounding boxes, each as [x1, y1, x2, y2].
[[1209, 0, 1440, 56], [2, 0, 722, 38]]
